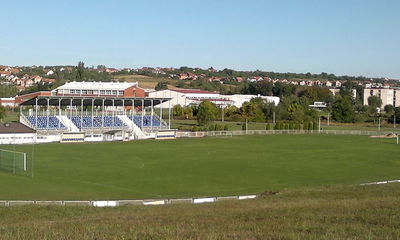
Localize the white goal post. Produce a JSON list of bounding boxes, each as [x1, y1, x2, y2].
[[0, 149, 27, 172]]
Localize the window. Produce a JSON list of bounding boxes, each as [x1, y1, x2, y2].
[[76, 90, 81, 94], [118, 90, 124, 95], [70, 89, 75, 94], [106, 90, 112, 95], [112, 90, 117, 95], [82, 90, 88, 94], [88, 90, 93, 95], [100, 90, 105, 95]]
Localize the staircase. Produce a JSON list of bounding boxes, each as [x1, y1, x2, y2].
[[58, 115, 79, 132], [118, 115, 146, 139]]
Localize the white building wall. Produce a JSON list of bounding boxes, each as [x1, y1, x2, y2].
[[223, 95, 280, 108], [148, 90, 187, 108], [149, 90, 280, 108], [0, 133, 36, 144], [363, 88, 396, 108]]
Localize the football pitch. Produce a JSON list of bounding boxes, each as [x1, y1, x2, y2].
[[0, 134, 399, 200]]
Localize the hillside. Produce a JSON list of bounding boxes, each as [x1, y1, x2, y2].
[[112, 74, 177, 89]]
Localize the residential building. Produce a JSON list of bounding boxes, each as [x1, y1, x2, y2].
[[53, 81, 146, 97], [363, 88, 400, 108]]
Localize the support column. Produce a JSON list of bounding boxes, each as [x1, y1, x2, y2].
[[35, 98, 38, 129], [58, 98, 61, 129], [168, 97, 171, 129], [141, 99, 144, 129], [160, 99, 163, 128], [122, 99, 125, 116], [151, 99, 154, 131], [91, 98, 94, 132], [46, 98, 49, 129], [131, 99, 134, 129], [70, 98, 73, 130], [112, 99, 115, 129], [102, 99, 105, 129], [81, 98, 84, 130]]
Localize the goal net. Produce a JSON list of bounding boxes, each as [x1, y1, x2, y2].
[[0, 149, 27, 174]]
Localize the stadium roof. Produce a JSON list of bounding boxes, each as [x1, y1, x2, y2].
[[0, 122, 35, 134], [55, 81, 138, 91], [20, 95, 171, 107]]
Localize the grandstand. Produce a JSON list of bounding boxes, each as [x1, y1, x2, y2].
[[17, 82, 172, 143]]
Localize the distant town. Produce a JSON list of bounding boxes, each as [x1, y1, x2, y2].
[[0, 64, 399, 110]]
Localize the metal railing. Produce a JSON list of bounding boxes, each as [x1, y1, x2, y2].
[[177, 129, 400, 138]]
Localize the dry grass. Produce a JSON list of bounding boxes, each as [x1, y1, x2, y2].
[[113, 74, 177, 89], [0, 184, 399, 239]]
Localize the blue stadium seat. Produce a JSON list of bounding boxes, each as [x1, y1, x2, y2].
[[68, 116, 127, 129], [27, 116, 66, 130], [128, 116, 162, 128]]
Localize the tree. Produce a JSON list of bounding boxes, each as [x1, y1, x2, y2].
[[0, 106, 6, 122], [76, 61, 85, 81], [368, 96, 382, 109], [240, 98, 266, 122], [384, 104, 394, 113], [388, 107, 400, 124], [332, 96, 356, 123], [173, 104, 184, 117], [197, 101, 218, 126], [155, 81, 168, 91]]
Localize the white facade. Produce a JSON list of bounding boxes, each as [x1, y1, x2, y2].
[[148, 89, 280, 108], [0, 97, 16, 107], [0, 133, 36, 144], [54, 81, 138, 96], [225, 95, 280, 108], [363, 88, 400, 108]]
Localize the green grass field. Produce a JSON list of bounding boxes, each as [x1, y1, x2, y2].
[[0, 134, 399, 200], [1, 184, 399, 239]]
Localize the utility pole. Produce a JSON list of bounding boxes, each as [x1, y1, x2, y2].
[[378, 117, 381, 131], [394, 115, 396, 129], [327, 112, 330, 126], [221, 107, 224, 122], [273, 111, 275, 124]]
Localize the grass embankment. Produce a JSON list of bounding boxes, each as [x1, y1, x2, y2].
[[0, 184, 399, 239], [0, 135, 399, 200]]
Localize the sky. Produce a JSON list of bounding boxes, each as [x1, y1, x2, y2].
[[0, 0, 399, 79]]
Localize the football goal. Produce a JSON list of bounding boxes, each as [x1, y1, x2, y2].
[[0, 149, 28, 174]]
